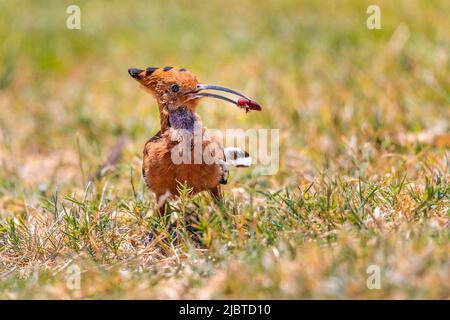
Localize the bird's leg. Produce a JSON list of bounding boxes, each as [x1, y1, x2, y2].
[[146, 198, 168, 246], [209, 185, 223, 205], [156, 201, 168, 216], [156, 191, 172, 217]]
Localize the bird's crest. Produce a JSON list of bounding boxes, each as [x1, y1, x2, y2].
[[128, 66, 262, 114]]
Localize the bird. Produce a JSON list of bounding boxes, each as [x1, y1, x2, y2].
[[128, 66, 261, 215]]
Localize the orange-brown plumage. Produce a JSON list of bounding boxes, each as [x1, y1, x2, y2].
[[128, 66, 260, 214]]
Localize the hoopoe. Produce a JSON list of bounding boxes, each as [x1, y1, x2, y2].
[[128, 66, 261, 214]]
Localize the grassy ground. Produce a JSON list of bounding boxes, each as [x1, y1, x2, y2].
[[0, 0, 449, 299]]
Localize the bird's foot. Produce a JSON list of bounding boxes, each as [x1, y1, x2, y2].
[[144, 227, 158, 246]]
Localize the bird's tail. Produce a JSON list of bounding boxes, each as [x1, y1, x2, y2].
[[223, 147, 252, 167]]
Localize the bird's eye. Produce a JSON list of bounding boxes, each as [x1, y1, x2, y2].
[[170, 84, 180, 93]]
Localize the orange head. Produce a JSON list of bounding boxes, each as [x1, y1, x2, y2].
[[128, 66, 261, 112]]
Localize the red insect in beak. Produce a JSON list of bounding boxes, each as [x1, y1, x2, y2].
[[185, 84, 262, 113], [237, 98, 262, 112]]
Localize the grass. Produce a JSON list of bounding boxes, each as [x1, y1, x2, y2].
[[0, 0, 449, 299]]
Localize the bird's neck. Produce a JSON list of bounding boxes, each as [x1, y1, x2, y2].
[[158, 104, 200, 133], [168, 107, 199, 132]]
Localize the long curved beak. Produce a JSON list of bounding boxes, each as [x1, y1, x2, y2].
[[185, 84, 262, 112]]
